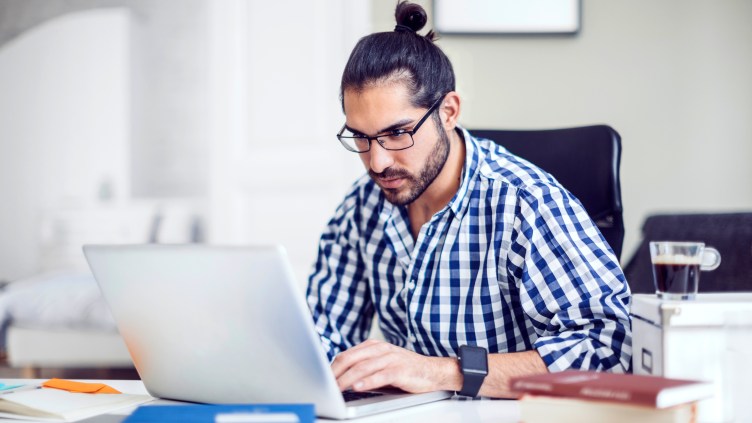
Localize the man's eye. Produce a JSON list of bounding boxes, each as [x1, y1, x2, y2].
[[382, 129, 408, 138]]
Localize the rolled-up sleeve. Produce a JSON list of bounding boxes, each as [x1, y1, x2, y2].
[[506, 182, 632, 373], [306, 189, 374, 362]]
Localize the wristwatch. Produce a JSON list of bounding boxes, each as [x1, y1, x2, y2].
[[458, 345, 488, 398]]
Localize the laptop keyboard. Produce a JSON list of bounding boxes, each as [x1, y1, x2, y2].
[[343, 390, 386, 402]]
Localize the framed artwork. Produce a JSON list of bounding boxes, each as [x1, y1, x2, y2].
[[434, 0, 581, 35]]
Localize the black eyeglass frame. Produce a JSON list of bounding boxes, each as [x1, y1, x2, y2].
[[336, 94, 446, 153]]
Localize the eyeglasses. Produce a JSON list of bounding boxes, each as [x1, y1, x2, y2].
[[336, 95, 445, 153]]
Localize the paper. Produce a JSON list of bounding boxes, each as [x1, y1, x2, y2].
[[0, 384, 38, 396], [41, 379, 121, 394]]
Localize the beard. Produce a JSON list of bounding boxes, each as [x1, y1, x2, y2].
[[369, 123, 451, 206]]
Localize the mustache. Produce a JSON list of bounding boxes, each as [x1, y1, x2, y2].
[[369, 167, 412, 180]]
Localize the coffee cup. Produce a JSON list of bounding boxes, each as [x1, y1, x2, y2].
[[649, 241, 721, 300]]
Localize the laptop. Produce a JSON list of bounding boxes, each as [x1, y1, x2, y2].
[[83, 244, 452, 419]]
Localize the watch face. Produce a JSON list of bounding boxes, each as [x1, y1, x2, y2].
[[460, 346, 488, 372]]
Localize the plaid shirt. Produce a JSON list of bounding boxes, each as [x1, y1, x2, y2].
[[306, 128, 632, 372]]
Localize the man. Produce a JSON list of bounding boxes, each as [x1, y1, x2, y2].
[[307, 1, 631, 399]]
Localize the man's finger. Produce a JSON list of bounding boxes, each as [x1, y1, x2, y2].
[[336, 353, 394, 391], [331, 341, 391, 378], [350, 367, 395, 392]]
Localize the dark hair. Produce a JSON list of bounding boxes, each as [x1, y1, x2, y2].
[[340, 1, 455, 112]]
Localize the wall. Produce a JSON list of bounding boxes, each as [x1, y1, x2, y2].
[[373, 0, 752, 261], [0, 9, 130, 279], [0, 1, 370, 285], [129, 0, 210, 198], [205, 0, 370, 284]]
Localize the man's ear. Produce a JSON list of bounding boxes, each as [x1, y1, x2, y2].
[[439, 91, 461, 131]]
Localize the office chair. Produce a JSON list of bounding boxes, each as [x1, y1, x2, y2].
[[471, 125, 624, 260], [623, 212, 752, 293]]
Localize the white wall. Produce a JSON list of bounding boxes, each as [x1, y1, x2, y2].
[[373, 0, 752, 261], [206, 0, 370, 284], [0, 2, 370, 285], [0, 9, 131, 280], [129, 0, 210, 199]]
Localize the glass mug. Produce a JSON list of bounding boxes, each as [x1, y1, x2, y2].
[[649, 241, 722, 300]]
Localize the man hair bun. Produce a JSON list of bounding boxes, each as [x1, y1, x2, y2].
[[395, 1, 428, 33], [341, 0, 454, 110]]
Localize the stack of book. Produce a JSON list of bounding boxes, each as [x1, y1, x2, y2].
[[511, 371, 714, 423]]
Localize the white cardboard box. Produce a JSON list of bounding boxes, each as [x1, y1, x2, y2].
[[631, 293, 752, 422]]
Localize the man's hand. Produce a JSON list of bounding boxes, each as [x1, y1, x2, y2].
[[331, 339, 460, 393]]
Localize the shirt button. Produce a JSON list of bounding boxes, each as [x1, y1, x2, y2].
[[409, 334, 417, 343], [408, 280, 416, 290]]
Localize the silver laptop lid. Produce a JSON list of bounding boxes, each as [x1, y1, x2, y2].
[[83, 244, 349, 418]]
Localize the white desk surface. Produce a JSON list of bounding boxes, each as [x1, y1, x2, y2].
[[0, 379, 521, 423]]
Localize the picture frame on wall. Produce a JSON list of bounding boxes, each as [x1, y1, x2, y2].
[[433, 0, 581, 35]]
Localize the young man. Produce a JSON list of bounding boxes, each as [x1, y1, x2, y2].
[[307, 2, 631, 399]]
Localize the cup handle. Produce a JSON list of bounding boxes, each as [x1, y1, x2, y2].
[[701, 247, 721, 271]]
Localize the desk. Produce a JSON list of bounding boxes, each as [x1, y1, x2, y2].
[[0, 379, 521, 423]]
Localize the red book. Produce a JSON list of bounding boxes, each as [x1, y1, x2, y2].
[[510, 371, 713, 409]]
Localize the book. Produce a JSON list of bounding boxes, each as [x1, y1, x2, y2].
[[510, 370, 713, 408], [123, 404, 316, 423], [519, 395, 698, 423], [0, 387, 152, 422]]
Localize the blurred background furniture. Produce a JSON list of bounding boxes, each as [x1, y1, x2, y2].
[[623, 212, 752, 293], [0, 205, 201, 379], [0, 271, 134, 378], [471, 125, 624, 260], [7, 327, 132, 378]]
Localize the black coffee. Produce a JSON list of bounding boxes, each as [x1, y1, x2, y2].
[[652, 262, 700, 296]]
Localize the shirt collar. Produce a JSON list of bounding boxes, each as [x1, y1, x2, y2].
[[446, 126, 480, 217]]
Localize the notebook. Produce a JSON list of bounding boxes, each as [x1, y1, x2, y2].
[[124, 404, 315, 423], [0, 387, 151, 422], [83, 245, 451, 419]]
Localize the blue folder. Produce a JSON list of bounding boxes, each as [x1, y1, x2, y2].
[[123, 404, 315, 423]]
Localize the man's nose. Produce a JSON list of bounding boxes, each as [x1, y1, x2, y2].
[[368, 141, 395, 174]]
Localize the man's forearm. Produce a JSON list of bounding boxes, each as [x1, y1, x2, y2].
[[433, 350, 549, 398]]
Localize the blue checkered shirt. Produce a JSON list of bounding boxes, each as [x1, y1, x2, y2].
[[306, 128, 632, 372]]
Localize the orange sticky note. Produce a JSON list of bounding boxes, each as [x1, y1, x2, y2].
[[42, 378, 121, 394]]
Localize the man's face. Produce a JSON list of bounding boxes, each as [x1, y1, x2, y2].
[[343, 82, 450, 206]]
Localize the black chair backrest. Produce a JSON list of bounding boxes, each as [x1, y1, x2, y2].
[[471, 125, 624, 260], [623, 213, 752, 293]]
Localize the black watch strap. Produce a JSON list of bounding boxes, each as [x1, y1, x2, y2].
[[458, 345, 488, 398]]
